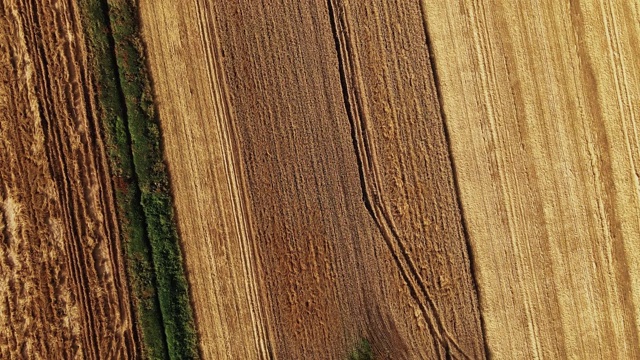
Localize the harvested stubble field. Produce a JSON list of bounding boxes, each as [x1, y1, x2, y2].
[[139, 0, 483, 358], [0, 0, 137, 357], [2, 0, 640, 359]]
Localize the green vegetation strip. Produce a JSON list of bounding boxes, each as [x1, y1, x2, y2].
[[79, 0, 198, 359], [349, 339, 373, 360]]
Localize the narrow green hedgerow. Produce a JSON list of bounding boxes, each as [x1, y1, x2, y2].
[[78, 0, 198, 359], [105, 0, 198, 357], [78, 1, 168, 358]]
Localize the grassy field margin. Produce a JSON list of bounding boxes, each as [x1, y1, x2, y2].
[[78, 0, 198, 359]]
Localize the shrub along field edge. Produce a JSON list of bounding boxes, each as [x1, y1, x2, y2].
[[78, 0, 198, 359]]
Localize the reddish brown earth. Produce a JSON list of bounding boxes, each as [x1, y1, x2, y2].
[[139, 0, 484, 358], [0, 0, 137, 358]]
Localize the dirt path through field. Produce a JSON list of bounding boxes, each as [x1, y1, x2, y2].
[[139, 0, 484, 358], [0, 0, 137, 358]]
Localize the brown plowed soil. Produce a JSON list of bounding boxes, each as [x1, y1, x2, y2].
[[139, 0, 484, 358], [0, 1, 137, 358]]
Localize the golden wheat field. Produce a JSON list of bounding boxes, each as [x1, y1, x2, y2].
[[1, 0, 639, 359]]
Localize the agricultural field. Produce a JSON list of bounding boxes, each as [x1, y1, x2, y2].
[[0, 0, 137, 357], [139, 0, 482, 358], [2, 0, 640, 359], [425, 1, 640, 358]]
